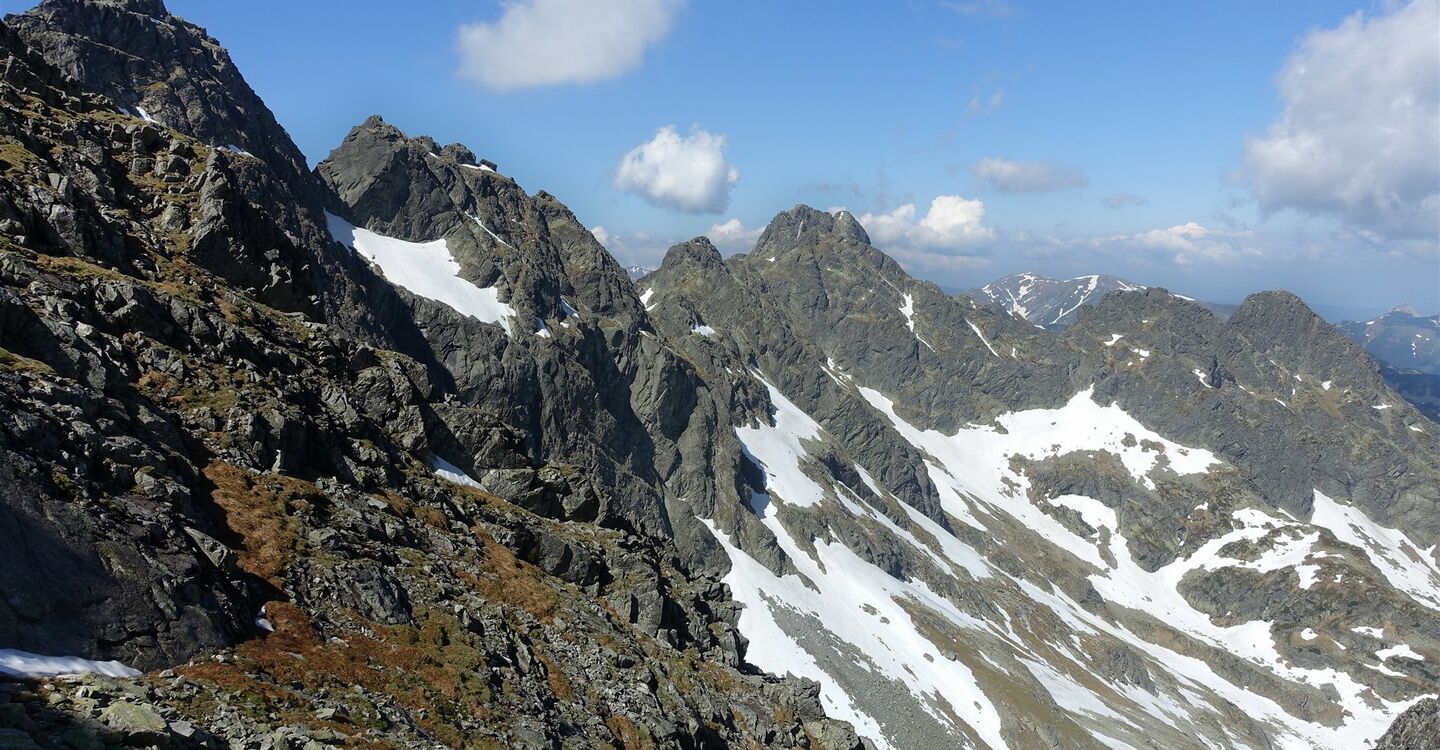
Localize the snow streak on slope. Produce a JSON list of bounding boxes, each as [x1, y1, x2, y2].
[[1311, 490, 1440, 611], [965, 319, 1001, 358], [900, 293, 934, 350], [326, 212, 516, 333], [709, 375, 1432, 750], [713, 380, 1006, 748], [857, 385, 1431, 749]]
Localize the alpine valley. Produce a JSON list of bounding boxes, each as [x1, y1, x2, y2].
[[0, 2, 1436, 750]]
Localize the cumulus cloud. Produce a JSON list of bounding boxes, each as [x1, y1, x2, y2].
[[1102, 192, 1149, 209], [589, 226, 612, 247], [614, 125, 739, 213], [706, 218, 763, 253], [1069, 222, 1256, 267], [859, 195, 995, 250], [1243, 0, 1440, 238], [457, 0, 682, 91], [971, 157, 1088, 193]]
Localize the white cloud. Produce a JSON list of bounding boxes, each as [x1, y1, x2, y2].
[[589, 226, 611, 247], [859, 195, 995, 250], [706, 218, 763, 252], [1244, 0, 1440, 238], [614, 125, 739, 213], [941, 0, 1014, 17], [456, 0, 682, 91], [966, 90, 1006, 116], [1102, 192, 1149, 209], [972, 156, 1088, 193], [1071, 222, 1255, 267]]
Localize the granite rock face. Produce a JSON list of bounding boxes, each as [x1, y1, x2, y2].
[[10, 0, 315, 199], [0, 1, 1436, 749]]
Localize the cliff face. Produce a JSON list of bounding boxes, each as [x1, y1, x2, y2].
[[1, 2, 1437, 750]]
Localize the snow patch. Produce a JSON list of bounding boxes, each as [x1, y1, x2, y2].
[[1376, 644, 1424, 662], [326, 213, 516, 334], [0, 649, 140, 679], [429, 455, 484, 490], [734, 377, 828, 508]]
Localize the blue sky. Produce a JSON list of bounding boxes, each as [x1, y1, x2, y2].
[[13, 0, 1436, 317]]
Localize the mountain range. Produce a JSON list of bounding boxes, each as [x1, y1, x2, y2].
[[1339, 308, 1440, 376], [0, 2, 1436, 749], [965, 273, 1438, 421], [963, 272, 1233, 329]]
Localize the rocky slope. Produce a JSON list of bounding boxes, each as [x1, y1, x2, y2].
[[0, 2, 863, 747], [0, 2, 1436, 749]]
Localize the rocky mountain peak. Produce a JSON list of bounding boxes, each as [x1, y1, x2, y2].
[[318, 115, 513, 241], [660, 235, 727, 272], [1229, 290, 1357, 354], [830, 209, 869, 244], [1079, 286, 1215, 327], [9, 0, 317, 199], [750, 204, 870, 261]]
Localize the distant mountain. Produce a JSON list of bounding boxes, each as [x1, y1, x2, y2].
[[966, 272, 1236, 328], [1338, 306, 1440, 375], [1378, 364, 1440, 422], [625, 265, 656, 281], [1337, 307, 1440, 421]]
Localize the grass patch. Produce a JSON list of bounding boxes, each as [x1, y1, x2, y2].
[[0, 345, 53, 375], [202, 462, 315, 585], [455, 527, 561, 623]]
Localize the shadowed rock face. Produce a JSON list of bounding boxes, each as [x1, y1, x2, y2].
[[1, 1, 1437, 749]]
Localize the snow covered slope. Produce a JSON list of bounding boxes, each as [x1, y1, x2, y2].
[[708, 378, 1436, 750]]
